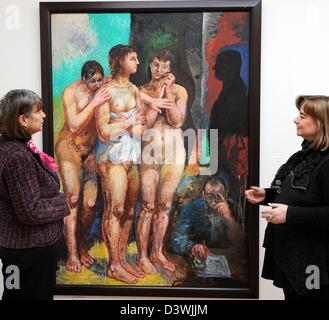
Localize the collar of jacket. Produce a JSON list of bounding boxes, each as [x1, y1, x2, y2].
[[3, 137, 60, 184], [271, 140, 328, 192]]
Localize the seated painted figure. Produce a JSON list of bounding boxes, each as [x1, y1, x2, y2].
[[170, 176, 244, 263]]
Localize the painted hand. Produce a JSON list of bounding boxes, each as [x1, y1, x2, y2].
[[132, 110, 146, 125], [149, 98, 174, 113], [213, 194, 232, 220], [191, 244, 208, 262], [163, 73, 176, 86], [93, 87, 111, 106]]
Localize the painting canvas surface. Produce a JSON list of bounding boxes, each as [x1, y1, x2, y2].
[[50, 10, 251, 292]]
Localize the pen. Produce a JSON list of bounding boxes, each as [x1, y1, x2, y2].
[[203, 240, 208, 261]]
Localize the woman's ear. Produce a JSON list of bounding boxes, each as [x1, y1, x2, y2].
[[18, 114, 28, 128]]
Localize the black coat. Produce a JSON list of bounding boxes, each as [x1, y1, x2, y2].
[[262, 151, 329, 295]]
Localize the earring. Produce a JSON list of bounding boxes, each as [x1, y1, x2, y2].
[[21, 123, 28, 129]]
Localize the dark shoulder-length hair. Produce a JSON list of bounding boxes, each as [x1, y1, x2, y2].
[[296, 95, 329, 151], [0, 89, 42, 141], [81, 60, 104, 81], [108, 44, 136, 78]]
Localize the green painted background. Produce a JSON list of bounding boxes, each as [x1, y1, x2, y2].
[[52, 13, 131, 145]]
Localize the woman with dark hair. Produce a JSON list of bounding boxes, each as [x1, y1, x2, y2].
[[0, 89, 70, 300], [245, 95, 329, 300], [55, 60, 110, 273]]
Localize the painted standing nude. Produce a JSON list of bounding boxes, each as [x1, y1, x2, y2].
[[95, 45, 146, 284], [55, 61, 111, 273], [137, 49, 188, 274]]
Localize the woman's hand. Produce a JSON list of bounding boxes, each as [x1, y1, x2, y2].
[[149, 98, 174, 113], [261, 203, 287, 224], [245, 186, 265, 204], [163, 73, 175, 87], [132, 110, 146, 126], [92, 87, 111, 107], [155, 79, 167, 99]]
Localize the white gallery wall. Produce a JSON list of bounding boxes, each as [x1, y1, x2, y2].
[[1, 0, 329, 300]]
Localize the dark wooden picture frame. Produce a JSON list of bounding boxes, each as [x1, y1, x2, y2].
[[40, 0, 261, 298]]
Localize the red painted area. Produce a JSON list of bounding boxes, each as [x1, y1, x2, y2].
[[205, 12, 248, 114], [223, 135, 249, 177]]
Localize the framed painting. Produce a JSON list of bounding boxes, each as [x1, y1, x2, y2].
[[40, 0, 261, 298]]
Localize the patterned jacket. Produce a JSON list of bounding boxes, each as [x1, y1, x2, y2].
[[0, 137, 69, 249]]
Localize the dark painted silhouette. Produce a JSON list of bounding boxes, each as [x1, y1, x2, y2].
[[209, 50, 248, 200], [209, 50, 248, 137]]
